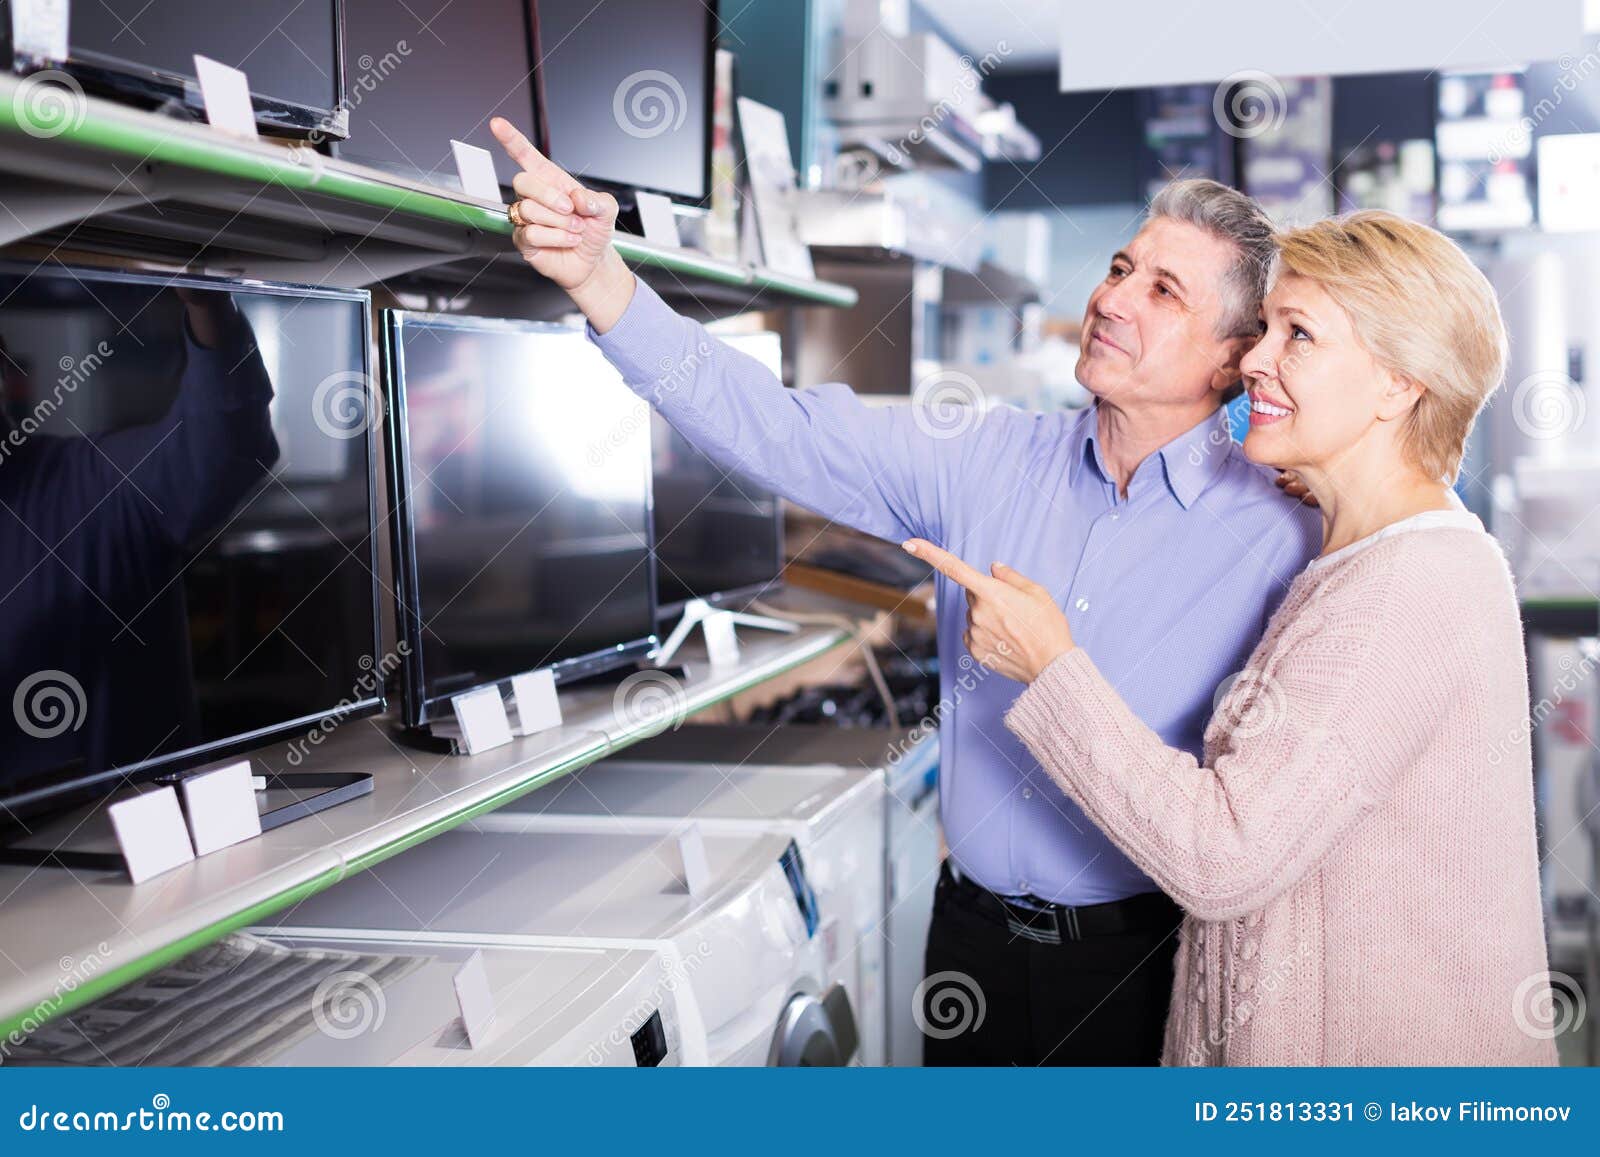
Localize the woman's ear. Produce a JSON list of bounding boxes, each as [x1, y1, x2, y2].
[[1375, 371, 1427, 422]]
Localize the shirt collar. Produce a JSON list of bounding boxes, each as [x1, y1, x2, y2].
[[1068, 404, 1235, 509]]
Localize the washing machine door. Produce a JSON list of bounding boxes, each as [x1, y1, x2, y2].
[[767, 983, 860, 1066]]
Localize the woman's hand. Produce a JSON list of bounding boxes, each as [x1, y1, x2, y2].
[[904, 539, 1075, 683], [489, 117, 635, 330]]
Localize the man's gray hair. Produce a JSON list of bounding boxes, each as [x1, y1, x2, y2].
[[1147, 179, 1275, 340]]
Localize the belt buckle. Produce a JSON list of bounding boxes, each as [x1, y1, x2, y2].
[[1005, 901, 1069, 945]]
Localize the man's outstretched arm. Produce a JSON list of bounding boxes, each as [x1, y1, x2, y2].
[[490, 117, 975, 545]]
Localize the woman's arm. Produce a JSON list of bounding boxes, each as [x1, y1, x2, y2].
[[1000, 555, 1457, 919]]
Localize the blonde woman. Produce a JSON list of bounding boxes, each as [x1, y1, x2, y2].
[[908, 211, 1556, 1066]]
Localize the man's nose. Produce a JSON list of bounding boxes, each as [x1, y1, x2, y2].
[[1096, 278, 1135, 322]]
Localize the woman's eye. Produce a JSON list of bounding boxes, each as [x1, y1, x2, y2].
[[1291, 325, 1311, 341]]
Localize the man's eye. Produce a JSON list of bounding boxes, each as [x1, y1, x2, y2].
[[1155, 283, 1172, 298]]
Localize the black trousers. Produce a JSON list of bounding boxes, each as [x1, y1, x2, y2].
[[921, 866, 1182, 1066]]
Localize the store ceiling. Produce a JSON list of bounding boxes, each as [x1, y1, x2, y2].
[[916, 0, 1059, 70]]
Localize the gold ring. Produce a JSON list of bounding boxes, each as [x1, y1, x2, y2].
[[508, 201, 525, 228]]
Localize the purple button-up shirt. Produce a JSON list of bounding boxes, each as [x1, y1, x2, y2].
[[591, 279, 1322, 904]]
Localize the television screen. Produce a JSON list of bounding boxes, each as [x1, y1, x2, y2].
[[0, 264, 380, 831], [652, 332, 784, 614], [23, 0, 347, 136], [334, 0, 538, 190], [534, 0, 715, 204], [383, 312, 656, 728]]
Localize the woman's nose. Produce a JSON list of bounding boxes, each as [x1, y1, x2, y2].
[[1240, 338, 1276, 380]]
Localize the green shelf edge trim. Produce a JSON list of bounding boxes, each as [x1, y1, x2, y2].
[[1520, 599, 1600, 611], [0, 864, 343, 1041], [0, 85, 857, 307], [0, 629, 848, 1038]]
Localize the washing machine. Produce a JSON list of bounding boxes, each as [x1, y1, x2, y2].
[[594, 723, 942, 1067], [257, 826, 857, 1066], [254, 940, 691, 1066], [474, 742, 889, 1064]]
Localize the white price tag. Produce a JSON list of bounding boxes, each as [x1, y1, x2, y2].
[[451, 685, 513, 755], [677, 824, 713, 899], [11, 0, 70, 61], [510, 668, 562, 737], [450, 140, 502, 200], [193, 55, 259, 140], [179, 760, 262, 856], [108, 787, 196, 884], [453, 949, 497, 1048], [634, 191, 681, 247], [702, 610, 740, 668]]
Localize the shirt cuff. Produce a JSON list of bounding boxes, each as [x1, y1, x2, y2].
[[585, 276, 683, 391], [1003, 647, 1106, 758]]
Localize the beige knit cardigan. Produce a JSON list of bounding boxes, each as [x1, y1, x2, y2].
[[1006, 515, 1557, 1065]]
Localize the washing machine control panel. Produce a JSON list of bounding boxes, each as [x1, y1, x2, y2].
[[630, 1009, 668, 1067]]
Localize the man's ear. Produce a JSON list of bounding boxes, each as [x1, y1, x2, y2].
[[1208, 333, 1253, 395]]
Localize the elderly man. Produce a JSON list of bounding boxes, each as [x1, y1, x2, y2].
[[492, 117, 1321, 1066]]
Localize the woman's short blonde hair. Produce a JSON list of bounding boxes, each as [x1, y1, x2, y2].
[[1270, 211, 1507, 484]]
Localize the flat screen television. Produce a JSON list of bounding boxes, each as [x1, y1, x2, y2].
[[0, 264, 381, 836], [0, 0, 347, 138], [333, 0, 538, 191], [382, 311, 657, 730], [532, 0, 716, 206], [652, 331, 784, 617]]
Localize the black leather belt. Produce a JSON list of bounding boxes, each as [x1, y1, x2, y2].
[[939, 861, 1181, 945]]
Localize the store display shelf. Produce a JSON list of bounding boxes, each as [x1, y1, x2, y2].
[[0, 74, 857, 316], [0, 619, 851, 1038]]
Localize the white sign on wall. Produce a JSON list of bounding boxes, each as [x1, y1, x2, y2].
[[1060, 1, 1583, 91]]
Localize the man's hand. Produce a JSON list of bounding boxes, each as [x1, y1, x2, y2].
[[489, 117, 636, 331], [903, 539, 1076, 684], [1275, 469, 1319, 507]]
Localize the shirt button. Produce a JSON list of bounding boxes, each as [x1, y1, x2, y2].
[[1074, 597, 1090, 612], [1019, 880, 1031, 894], [1110, 513, 1120, 521], [1022, 786, 1034, 799]]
